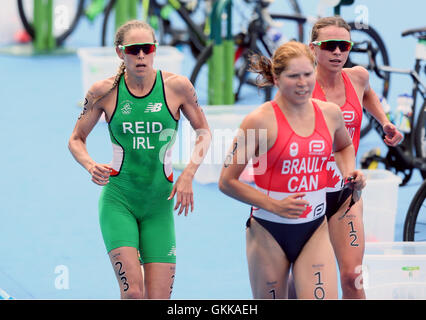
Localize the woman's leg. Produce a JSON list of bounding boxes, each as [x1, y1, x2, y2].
[[144, 263, 176, 299], [246, 217, 291, 299], [328, 198, 365, 299], [293, 218, 338, 299], [137, 204, 176, 299], [109, 246, 144, 299]]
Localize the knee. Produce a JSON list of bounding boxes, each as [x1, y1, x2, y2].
[[340, 269, 364, 292], [122, 287, 144, 299]]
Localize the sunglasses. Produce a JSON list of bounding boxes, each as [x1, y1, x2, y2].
[[118, 42, 157, 55], [337, 176, 361, 220], [312, 39, 354, 52]]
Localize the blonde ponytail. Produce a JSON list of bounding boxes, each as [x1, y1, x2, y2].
[[249, 41, 315, 88]]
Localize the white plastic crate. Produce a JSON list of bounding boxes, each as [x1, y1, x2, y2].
[[363, 242, 426, 299], [362, 169, 402, 242], [175, 105, 257, 184]]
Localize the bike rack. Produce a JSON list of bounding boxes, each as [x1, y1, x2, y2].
[[209, 0, 234, 105]]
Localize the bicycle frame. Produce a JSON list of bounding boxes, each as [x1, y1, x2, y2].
[[233, 1, 281, 101], [101, 0, 208, 53], [362, 45, 426, 185], [165, 0, 209, 54], [380, 65, 425, 135]]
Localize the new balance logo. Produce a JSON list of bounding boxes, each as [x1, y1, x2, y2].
[[145, 102, 162, 113], [168, 246, 176, 257]]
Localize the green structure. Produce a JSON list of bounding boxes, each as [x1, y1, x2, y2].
[[209, 0, 234, 105], [25, 0, 137, 53], [33, 0, 55, 51], [114, 0, 138, 31]]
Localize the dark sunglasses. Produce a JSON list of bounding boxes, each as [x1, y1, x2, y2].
[[337, 176, 361, 220], [312, 39, 354, 52], [118, 42, 157, 55]]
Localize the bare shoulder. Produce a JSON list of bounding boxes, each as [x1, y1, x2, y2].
[[162, 71, 191, 91], [313, 98, 341, 119], [343, 65, 369, 86], [162, 71, 199, 116], [87, 76, 115, 103], [241, 102, 274, 130]]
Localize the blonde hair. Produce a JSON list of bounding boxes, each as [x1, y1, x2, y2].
[[249, 41, 316, 87], [96, 20, 156, 103], [310, 16, 351, 42], [111, 20, 156, 89]]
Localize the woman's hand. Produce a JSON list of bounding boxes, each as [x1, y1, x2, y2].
[[271, 193, 310, 219], [383, 122, 403, 146], [345, 170, 366, 202], [168, 172, 194, 216], [88, 163, 112, 186]]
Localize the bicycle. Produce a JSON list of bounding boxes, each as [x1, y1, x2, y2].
[[190, 0, 304, 103], [17, 0, 85, 47], [268, 1, 391, 139], [101, 0, 208, 58], [190, 0, 391, 107], [397, 27, 426, 242], [404, 179, 426, 241], [296, 0, 391, 138], [16, 0, 108, 48], [361, 26, 426, 187]]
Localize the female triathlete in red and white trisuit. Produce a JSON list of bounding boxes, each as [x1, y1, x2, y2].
[[219, 41, 366, 299]]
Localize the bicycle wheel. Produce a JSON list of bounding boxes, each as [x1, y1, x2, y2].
[[415, 100, 426, 158], [384, 145, 413, 186], [102, 0, 205, 52], [414, 100, 426, 180], [234, 2, 304, 103], [101, 0, 115, 46], [345, 22, 391, 138], [171, 0, 207, 58], [403, 180, 426, 241], [17, 0, 85, 47], [234, 25, 275, 102], [190, 31, 268, 104]]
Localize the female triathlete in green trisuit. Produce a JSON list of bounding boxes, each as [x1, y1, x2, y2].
[[68, 20, 211, 299]]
